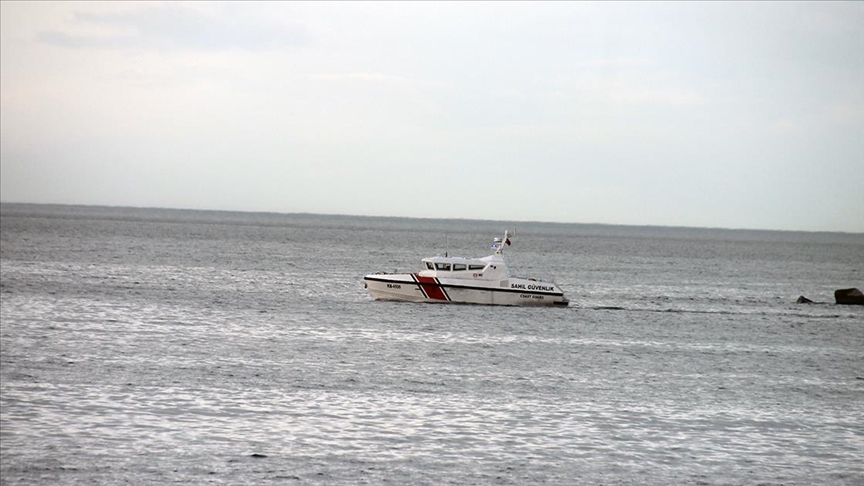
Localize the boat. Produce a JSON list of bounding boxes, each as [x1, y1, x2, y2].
[[363, 231, 569, 306]]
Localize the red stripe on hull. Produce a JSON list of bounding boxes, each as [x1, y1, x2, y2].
[[413, 274, 449, 301]]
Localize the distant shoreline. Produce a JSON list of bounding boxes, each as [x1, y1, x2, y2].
[[2, 201, 863, 237]]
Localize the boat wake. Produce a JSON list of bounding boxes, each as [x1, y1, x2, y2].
[[582, 305, 851, 319]]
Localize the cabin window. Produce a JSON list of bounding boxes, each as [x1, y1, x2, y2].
[[435, 263, 451, 271], [468, 264, 485, 271], [425, 262, 434, 270], [453, 264, 467, 271]]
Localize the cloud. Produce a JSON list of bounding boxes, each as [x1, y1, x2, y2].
[[613, 86, 704, 107], [36, 4, 308, 52], [772, 103, 864, 135], [548, 73, 705, 108], [576, 57, 653, 69], [309, 72, 442, 88], [4, 2, 861, 231]]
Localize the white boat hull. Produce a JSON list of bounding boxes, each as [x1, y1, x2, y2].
[[364, 273, 569, 307]]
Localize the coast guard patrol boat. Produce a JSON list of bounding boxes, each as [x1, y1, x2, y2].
[[363, 231, 569, 306]]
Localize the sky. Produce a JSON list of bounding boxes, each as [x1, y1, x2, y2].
[[1, 1, 863, 232]]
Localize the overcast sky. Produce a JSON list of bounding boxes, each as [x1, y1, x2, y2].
[[1, 1, 862, 232]]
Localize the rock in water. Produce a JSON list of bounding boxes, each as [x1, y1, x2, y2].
[[834, 288, 864, 306], [796, 296, 814, 304]]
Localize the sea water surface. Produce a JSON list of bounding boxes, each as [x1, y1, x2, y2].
[[1, 203, 863, 484]]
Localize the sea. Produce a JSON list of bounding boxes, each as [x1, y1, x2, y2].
[[1, 203, 863, 485]]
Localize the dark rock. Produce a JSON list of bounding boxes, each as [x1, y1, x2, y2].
[[834, 288, 864, 306], [796, 296, 814, 304]]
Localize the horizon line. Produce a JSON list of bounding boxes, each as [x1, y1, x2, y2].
[[1, 200, 862, 236]]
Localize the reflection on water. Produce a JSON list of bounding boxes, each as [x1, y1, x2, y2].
[[1, 205, 863, 484]]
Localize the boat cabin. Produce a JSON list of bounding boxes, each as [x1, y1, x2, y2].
[[418, 255, 508, 280]]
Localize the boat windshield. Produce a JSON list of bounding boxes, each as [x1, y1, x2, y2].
[[435, 263, 451, 271]]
